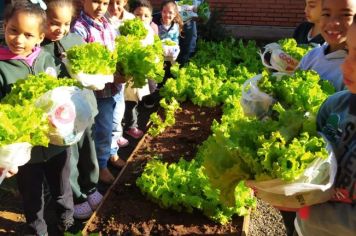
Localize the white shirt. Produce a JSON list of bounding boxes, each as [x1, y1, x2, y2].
[[299, 43, 347, 92]]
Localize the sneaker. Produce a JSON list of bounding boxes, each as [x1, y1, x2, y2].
[[144, 101, 155, 109], [87, 190, 103, 211], [117, 137, 129, 148], [99, 168, 115, 184], [110, 154, 126, 169], [125, 127, 144, 139], [73, 201, 93, 220]]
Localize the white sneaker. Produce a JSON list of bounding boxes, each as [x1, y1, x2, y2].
[[88, 190, 103, 210]]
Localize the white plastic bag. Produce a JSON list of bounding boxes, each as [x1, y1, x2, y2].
[[162, 39, 180, 62], [260, 43, 299, 73], [177, 4, 198, 22], [249, 145, 337, 209], [36, 86, 98, 146], [0, 142, 32, 184], [240, 74, 275, 118]]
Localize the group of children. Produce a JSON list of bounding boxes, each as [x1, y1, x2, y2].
[[289, 0, 356, 235], [0, 0, 355, 234], [0, 0, 190, 234]]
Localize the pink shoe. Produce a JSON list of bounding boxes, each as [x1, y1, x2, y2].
[[117, 137, 129, 148], [125, 128, 144, 139], [87, 190, 103, 211]]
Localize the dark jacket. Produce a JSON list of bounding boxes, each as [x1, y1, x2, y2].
[[293, 22, 324, 46]]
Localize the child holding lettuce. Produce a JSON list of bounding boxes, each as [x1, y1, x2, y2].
[[72, 0, 126, 184]]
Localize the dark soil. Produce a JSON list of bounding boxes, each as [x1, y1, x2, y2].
[[85, 102, 245, 235]]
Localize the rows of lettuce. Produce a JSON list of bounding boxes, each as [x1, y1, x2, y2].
[[137, 39, 333, 224]]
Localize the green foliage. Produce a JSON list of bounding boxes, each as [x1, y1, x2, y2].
[[0, 104, 49, 146], [277, 38, 313, 61], [136, 158, 256, 224], [118, 18, 148, 39], [197, 1, 210, 22], [2, 73, 80, 106], [148, 98, 181, 136], [66, 42, 117, 75], [115, 35, 164, 88]]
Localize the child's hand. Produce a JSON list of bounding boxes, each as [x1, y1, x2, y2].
[[0, 166, 18, 178]]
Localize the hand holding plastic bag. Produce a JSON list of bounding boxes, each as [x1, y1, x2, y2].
[[162, 39, 180, 62], [35, 86, 98, 146], [0, 142, 32, 184], [247, 143, 337, 209]]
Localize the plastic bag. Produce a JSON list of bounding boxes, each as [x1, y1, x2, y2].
[[36, 86, 98, 146], [249, 144, 337, 209], [177, 4, 198, 22], [162, 39, 180, 62], [140, 23, 155, 47], [260, 43, 299, 73], [0, 142, 32, 184], [240, 73, 275, 118]]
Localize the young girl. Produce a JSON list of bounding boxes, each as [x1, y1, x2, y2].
[[42, 0, 102, 220], [294, 17, 356, 236], [156, 0, 183, 44], [0, 1, 74, 234], [298, 0, 356, 92], [106, 0, 134, 149], [293, 0, 324, 45], [72, 0, 125, 184]]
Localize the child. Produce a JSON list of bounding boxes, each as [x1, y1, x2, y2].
[[298, 0, 356, 92], [293, 0, 324, 45], [0, 1, 74, 234], [42, 0, 102, 220], [106, 0, 135, 30], [294, 17, 356, 236], [132, 0, 160, 108], [106, 0, 134, 149], [132, 0, 159, 35], [153, 0, 183, 88], [155, 0, 183, 44], [72, 0, 126, 184]]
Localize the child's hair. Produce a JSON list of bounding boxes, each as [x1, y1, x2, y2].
[[45, 0, 75, 16], [160, 0, 183, 33], [4, 0, 47, 32], [130, 0, 153, 13]]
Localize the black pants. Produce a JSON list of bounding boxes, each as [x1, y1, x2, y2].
[[280, 211, 296, 236], [124, 101, 139, 129], [17, 151, 74, 235]]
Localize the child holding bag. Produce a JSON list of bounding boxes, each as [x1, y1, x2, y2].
[[0, 1, 74, 234]]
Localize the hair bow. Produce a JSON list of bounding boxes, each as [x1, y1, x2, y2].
[[29, 0, 47, 10]]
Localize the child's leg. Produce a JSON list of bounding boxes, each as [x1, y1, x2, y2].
[[17, 162, 47, 235], [112, 89, 127, 148], [177, 20, 197, 65], [70, 125, 99, 203], [45, 150, 74, 229], [94, 97, 116, 169]]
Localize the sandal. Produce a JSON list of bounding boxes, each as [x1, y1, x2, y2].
[[87, 190, 103, 211], [73, 201, 93, 220], [117, 137, 129, 148]]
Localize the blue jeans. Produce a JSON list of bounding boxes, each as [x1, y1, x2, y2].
[[94, 96, 116, 169], [111, 86, 125, 155], [177, 20, 197, 65]]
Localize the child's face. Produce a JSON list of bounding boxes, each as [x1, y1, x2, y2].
[[46, 6, 73, 41], [341, 24, 356, 93], [320, 0, 356, 51], [4, 11, 44, 57], [133, 6, 152, 24], [83, 0, 110, 21], [108, 0, 127, 17], [305, 0, 322, 23], [161, 3, 177, 25]]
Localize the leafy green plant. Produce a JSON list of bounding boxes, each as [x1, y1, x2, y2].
[[118, 18, 148, 39]]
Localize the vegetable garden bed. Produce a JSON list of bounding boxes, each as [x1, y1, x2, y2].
[[83, 102, 248, 235]]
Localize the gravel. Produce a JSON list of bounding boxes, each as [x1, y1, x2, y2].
[[248, 199, 287, 236]]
